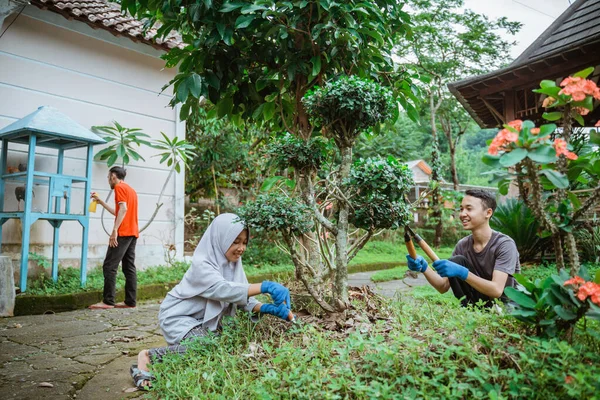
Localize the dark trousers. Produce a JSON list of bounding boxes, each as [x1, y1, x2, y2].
[[447, 255, 495, 308], [102, 236, 137, 306], [148, 326, 209, 363]]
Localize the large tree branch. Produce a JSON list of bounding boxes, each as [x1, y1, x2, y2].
[[347, 230, 373, 264], [572, 185, 600, 222]]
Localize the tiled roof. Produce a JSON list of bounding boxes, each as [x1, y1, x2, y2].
[[514, 0, 600, 63], [31, 0, 184, 51]]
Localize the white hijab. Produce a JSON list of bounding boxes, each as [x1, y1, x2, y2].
[[170, 213, 248, 328]]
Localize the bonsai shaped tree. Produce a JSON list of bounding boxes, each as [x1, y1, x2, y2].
[[238, 77, 414, 312], [483, 67, 600, 275]]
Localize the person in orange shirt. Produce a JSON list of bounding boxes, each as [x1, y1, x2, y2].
[[89, 166, 139, 310]]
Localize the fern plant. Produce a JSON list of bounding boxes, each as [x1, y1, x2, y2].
[[490, 198, 549, 263]]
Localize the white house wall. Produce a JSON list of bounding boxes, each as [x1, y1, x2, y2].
[[0, 8, 186, 271]]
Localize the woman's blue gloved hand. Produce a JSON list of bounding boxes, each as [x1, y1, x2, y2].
[[406, 255, 428, 273], [261, 281, 291, 308], [260, 303, 292, 321], [432, 259, 469, 280]]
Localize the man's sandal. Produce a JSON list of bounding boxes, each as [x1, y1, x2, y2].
[[130, 363, 154, 390]]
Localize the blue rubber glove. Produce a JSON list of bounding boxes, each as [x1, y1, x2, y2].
[[432, 259, 469, 280], [406, 255, 428, 273], [260, 303, 291, 321], [261, 281, 291, 308]]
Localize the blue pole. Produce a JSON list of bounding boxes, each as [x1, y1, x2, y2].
[[20, 134, 37, 293], [51, 148, 64, 282], [0, 139, 7, 253], [80, 144, 93, 287]]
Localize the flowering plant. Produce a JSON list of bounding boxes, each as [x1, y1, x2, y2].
[[505, 266, 600, 338], [483, 67, 600, 274]]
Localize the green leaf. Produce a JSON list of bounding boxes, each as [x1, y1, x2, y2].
[[513, 273, 535, 292], [527, 145, 556, 164], [311, 56, 321, 77], [220, 1, 245, 12], [107, 152, 118, 167], [217, 97, 234, 117], [505, 287, 537, 308], [540, 169, 569, 189], [481, 154, 501, 168], [595, 270, 600, 285], [539, 80, 556, 88], [510, 309, 538, 318], [263, 101, 276, 121], [176, 79, 189, 103], [235, 14, 255, 29], [542, 112, 562, 121], [554, 305, 577, 320], [538, 123, 556, 137], [589, 130, 600, 146], [284, 179, 296, 190], [572, 113, 585, 126], [261, 176, 284, 192], [189, 74, 202, 98], [499, 148, 528, 167], [573, 66, 594, 79]]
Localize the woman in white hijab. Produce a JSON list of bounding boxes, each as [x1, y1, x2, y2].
[[130, 213, 293, 390]]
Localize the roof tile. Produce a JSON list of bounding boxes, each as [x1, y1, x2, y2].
[[31, 0, 184, 51]]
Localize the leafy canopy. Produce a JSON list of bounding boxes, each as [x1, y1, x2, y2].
[[119, 0, 417, 132]]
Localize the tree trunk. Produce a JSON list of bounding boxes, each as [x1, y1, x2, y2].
[[211, 163, 220, 215], [449, 144, 459, 191], [429, 92, 443, 248], [333, 146, 352, 308], [296, 171, 331, 309], [565, 232, 579, 275]]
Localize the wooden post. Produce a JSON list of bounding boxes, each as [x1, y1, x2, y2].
[[80, 144, 94, 287], [19, 134, 37, 292], [51, 148, 64, 282], [0, 139, 7, 253], [0, 256, 15, 317]]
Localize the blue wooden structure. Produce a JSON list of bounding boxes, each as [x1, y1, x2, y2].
[[0, 106, 105, 292]]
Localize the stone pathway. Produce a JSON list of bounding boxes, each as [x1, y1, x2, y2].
[[0, 271, 427, 399]]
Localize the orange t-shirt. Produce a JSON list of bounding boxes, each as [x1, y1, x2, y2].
[[114, 181, 139, 238]]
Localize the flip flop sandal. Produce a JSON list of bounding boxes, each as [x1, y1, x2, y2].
[[130, 363, 154, 391]]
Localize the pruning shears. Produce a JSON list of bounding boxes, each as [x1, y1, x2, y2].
[[404, 226, 440, 263]]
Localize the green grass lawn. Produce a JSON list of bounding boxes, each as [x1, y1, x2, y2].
[[370, 246, 454, 282], [25, 240, 409, 296], [148, 285, 600, 399]]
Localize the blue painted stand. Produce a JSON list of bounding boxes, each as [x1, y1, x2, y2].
[[0, 107, 105, 292]]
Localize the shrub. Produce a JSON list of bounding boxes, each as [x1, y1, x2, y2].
[[505, 265, 600, 338], [575, 224, 600, 263], [490, 198, 550, 263]]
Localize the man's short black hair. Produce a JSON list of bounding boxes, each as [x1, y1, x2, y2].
[[464, 189, 496, 213], [109, 166, 127, 180]]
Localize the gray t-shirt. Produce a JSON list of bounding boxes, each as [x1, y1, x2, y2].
[[452, 230, 521, 290]]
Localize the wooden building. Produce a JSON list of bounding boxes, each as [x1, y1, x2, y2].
[[448, 0, 600, 128]]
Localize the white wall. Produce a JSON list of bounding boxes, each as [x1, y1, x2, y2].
[[0, 6, 186, 271]]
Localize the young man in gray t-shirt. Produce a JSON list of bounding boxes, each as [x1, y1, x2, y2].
[[406, 189, 520, 307]]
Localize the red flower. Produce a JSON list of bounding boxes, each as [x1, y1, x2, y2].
[[565, 375, 574, 384], [488, 122, 520, 155], [576, 282, 600, 304], [595, 120, 600, 127], [564, 276, 585, 286], [531, 128, 540, 135], [553, 138, 578, 160], [559, 76, 600, 101]]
